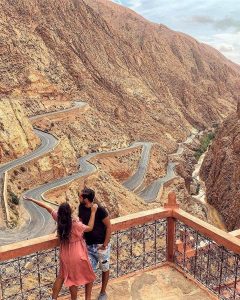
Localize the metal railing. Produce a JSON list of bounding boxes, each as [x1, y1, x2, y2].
[[0, 192, 240, 300], [0, 208, 170, 299], [111, 219, 167, 278], [174, 220, 240, 300], [0, 248, 60, 299], [173, 205, 240, 300]]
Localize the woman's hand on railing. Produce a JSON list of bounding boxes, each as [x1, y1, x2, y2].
[[91, 203, 98, 213]]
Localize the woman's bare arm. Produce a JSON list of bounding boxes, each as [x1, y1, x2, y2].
[[84, 204, 98, 232], [23, 196, 54, 214]]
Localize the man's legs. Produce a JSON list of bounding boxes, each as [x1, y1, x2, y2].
[[86, 245, 98, 298], [97, 244, 111, 300], [87, 244, 111, 300], [100, 270, 109, 294]]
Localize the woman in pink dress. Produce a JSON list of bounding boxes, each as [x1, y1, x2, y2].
[[23, 196, 97, 300]]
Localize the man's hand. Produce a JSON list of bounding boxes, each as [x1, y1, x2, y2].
[[98, 244, 107, 250]]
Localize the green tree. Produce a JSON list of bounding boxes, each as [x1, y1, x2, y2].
[[194, 132, 215, 160]]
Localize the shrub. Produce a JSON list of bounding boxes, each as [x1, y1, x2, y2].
[[194, 132, 215, 160], [20, 166, 26, 172], [13, 170, 19, 176], [10, 192, 20, 205]]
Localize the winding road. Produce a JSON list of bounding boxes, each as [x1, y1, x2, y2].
[[0, 102, 87, 244], [0, 130, 57, 174], [0, 101, 195, 245]]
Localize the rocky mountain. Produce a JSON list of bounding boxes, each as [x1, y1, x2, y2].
[[1, 0, 240, 228], [1, 0, 240, 153], [200, 102, 240, 230]]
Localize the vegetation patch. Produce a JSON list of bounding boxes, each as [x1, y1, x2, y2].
[[10, 192, 20, 205], [195, 132, 215, 160]]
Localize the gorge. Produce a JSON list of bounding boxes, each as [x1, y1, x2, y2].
[[0, 0, 240, 243]]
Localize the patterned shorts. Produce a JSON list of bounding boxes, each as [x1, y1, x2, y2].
[[87, 244, 111, 272]]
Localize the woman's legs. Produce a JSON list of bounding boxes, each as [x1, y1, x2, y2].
[[69, 285, 78, 300], [52, 276, 64, 299], [85, 282, 93, 300]]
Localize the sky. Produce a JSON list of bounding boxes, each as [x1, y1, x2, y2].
[[112, 0, 240, 64]]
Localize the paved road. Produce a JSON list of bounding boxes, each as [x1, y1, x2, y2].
[[0, 102, 88, 245], [0, 129, 58, 244], [0, 99, 197, 244], [30, 101, 87, 120], [123, 142, 152, 191], [126, 132, 197, 203], [138, 162, 176, 203], [0, 130, 57, 173], [175, 132, 197, 156]]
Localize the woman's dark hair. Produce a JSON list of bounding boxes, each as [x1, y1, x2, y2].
[[57, 202, 72, 243]]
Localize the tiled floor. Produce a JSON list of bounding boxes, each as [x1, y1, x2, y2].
[[60, 265, 216, 300]]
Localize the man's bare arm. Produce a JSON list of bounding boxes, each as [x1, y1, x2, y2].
[[100, 216, 111, 249]]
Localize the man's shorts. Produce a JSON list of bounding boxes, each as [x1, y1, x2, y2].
[[87, 244, 111, 272]]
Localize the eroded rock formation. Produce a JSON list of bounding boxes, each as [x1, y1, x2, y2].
[[1, 0, 240, 228], [0, 100, 40, 164], [1, 0, 240, 151], [200, 106, 240, 230]]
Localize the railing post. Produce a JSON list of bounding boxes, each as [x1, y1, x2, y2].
[[164, 192, 179, 262]]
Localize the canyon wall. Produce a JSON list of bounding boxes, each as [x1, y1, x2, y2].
[[0, 0, 240, 153], [200, 104, 240, 230], [1, 0, 240, 228]]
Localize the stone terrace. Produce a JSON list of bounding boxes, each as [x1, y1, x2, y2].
[[60, 265, 217, 300]]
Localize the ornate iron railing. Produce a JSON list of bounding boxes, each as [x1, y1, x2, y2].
[[1, 193, 240, 300], [110, 219, 167, 279], [0, 219, 167, 299], [0, 248, 60, 300], [174, 221, 240, 299]]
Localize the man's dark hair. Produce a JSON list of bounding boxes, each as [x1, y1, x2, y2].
[[81, 188, 95, 202]]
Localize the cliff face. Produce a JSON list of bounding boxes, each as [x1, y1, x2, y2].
[[0, 70, 71, 164], [1, 0, 240, 229], [0, 100, 40, 164], [0, 0, 240, 150], [200, 104, 240, 230]]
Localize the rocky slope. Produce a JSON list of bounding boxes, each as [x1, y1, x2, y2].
[[0, 71, 72, 164], [1, 0, 240, 148], [44, 165, 150, 218], [33, 105, 132, 156], [90, 147, 142, 182], [200, 103, 240, 230], [1, 0, 240, 228], [0, 100, 40, 164]]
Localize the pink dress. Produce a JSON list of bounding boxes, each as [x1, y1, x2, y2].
[[51, 211, 96, 287]]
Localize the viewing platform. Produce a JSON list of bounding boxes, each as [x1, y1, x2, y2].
[[60, 264, 216, 299], [0, 192, 240, 300]]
